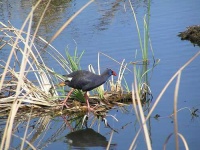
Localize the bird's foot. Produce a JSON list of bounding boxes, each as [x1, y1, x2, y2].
[[83, 106, 93, 117], [87, 106, 95, 112], [59, 101, 69, 109], [60, 88, 75, 110]]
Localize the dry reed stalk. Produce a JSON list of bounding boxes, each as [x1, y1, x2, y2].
[[129, 83, 141, 150], [106, 130, 114, 150], [12, 134, 36, 150], [1, 10, 34, 150], [133, 67, 152, 150], [0, 1, 98, 149], [20, 107, 33, 150], [130, 51, 200, 150], [0, 0, 42, 92], [97, 52, 131, 92], [0, 1, 58, 149], [146, 51, 200, 121], [163, 71, 189, 150], [174, 73, 181, 150], [163, 133, 189, 150]]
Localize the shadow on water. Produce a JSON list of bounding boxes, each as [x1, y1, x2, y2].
[[0, 109, 119, 149]]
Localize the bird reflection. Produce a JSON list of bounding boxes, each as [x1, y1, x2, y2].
[[65, 128, 115, 148]]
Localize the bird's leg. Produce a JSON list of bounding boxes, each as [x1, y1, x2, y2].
[[84, 92, 90, 110], [84, 92, 94, 112], [61, 88, 74, 109]]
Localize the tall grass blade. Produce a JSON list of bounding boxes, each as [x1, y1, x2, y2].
[[128, 0, 143, 53]]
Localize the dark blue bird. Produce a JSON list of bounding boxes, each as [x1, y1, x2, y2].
[[59, 68, 117, 110]]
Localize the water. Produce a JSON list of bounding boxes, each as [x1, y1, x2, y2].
[[0, 0, 200, 149]]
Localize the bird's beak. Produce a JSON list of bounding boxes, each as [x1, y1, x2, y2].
[[112, 71, 117, 76], [58, 82, 66, 86]]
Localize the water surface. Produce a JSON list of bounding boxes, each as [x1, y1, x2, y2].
[[0, 0, 200, 149]]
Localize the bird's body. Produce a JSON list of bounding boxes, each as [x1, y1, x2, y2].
[[59, 68, 117, 110], [63, 69, 116, 91]]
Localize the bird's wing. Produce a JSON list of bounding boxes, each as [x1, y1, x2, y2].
[[70, 72, 95, 90], [82, 81, 97, 91], [63, 71, 85, 82], [75, 73, 98, 91], [63, 71, 79, 78], [82, 74, 106, 91], [63, 70, 102, 91]]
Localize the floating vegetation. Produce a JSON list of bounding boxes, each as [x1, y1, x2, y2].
[[178, 25, 200, 46]]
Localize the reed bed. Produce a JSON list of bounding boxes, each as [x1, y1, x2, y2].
[[0, 1, 134, 149], [0, 20, 132, 124]]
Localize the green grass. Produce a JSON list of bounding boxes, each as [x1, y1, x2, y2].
[[129, 0, 156, 102]]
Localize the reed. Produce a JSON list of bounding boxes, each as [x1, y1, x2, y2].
[[0, 0, 95, 149], [130, 65, 152, 150], [0, 1, 131, 148], [128, 0, 199, 149], [0, 1, 54, 148], [129, 0, 155, 103], [129, 0, 152, 61], [130, 51, 200, 149]]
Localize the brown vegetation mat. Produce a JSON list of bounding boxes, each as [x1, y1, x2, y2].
[[0, 91, 134, 121]]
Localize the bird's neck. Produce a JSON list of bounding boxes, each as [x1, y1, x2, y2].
[[100, 70, 110, 80]]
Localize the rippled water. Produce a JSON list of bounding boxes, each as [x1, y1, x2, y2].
[[0, 0, 200, 149]]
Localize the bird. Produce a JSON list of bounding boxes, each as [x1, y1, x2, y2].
[[59, 68, 117, 111]]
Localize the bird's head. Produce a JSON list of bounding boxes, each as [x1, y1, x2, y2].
[[107, 69, 117, 76]]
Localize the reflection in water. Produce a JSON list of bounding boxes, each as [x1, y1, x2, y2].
[[66, 128, 116, 148], [94, 0, 150, 31], [0, 0, 73, 40], [0, 0, 149, 41], [95, 0, 123, 31], [22, 0, 73, 40]]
